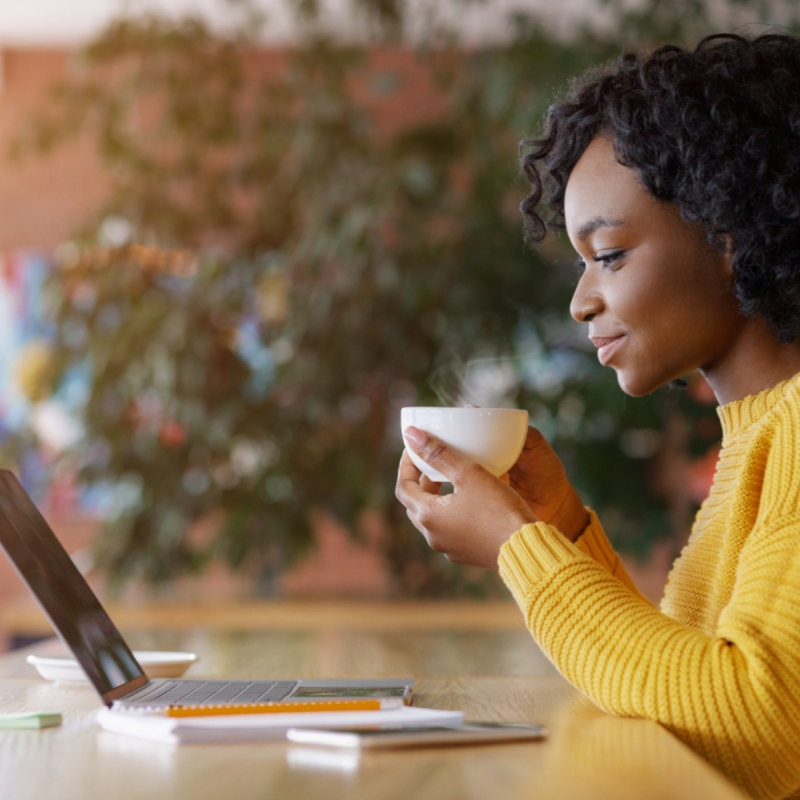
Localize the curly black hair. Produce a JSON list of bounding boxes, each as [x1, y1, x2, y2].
[[520, 33, 800, 344]]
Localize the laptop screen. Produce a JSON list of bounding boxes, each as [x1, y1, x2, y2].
[[0, 470, 146, 704]]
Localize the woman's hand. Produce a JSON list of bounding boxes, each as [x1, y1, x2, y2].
[[507, 427, 589, 542], [395, 427, 538, 569]]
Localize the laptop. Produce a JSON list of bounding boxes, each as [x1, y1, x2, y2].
[[0, 469, 413, 710]]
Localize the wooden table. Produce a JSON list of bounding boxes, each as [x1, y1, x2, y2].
[[0, 604, 747, 800]]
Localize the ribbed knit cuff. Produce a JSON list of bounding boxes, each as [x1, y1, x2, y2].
[[574, 508, 618, 574], [498, 522, 585, 609]]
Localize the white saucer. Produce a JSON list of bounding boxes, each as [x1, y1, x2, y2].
[[27, 651, 199, 682]]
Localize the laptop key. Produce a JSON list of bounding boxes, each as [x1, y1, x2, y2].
[[234, 687, 275, 703], [256, 681, 297, 702], [205, 686, 260, 703]]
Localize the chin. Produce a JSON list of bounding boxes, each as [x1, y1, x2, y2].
[[615, 370, 666, 398]]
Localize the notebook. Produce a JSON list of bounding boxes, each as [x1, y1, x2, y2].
[[0, 470, 413, 709], [95, 705, 463, 745]]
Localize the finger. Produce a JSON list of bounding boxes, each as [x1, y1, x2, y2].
[[405, 507, 436, 548], [520, 425, 548, 454], [402, 426, 475, 484], [509, 427, 549, 478], [397, 449, 441, 495], [405, 506, 424, 533], [420, 474, 443, 495], [396, 450, 435, 514], [398, 447, 421, 481]]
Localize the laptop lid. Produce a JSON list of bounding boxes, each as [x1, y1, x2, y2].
[[0, 470, 148, 706]]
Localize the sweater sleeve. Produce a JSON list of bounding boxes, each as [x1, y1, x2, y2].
[[573, 508, 650, 602], [499, 517, 800, 800]]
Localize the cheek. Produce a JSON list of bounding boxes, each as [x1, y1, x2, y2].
[[614, 246, 728, 331], [609, 272, 672, 326]]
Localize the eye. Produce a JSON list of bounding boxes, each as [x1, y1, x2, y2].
[[593, 249, 625, 268], [575, 257, 586, 276]]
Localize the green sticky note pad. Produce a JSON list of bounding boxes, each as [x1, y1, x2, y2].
[[0, 712, 62, 729]]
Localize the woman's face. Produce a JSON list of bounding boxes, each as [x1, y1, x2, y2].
[[564, 136, 745, 397]]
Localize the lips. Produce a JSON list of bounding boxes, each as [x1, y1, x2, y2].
[[589, 334, 625, 366]]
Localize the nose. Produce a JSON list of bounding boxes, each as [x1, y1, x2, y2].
[[570, 271, 605, 323]]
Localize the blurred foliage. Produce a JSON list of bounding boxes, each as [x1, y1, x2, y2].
[[9, 0, 799, 594]]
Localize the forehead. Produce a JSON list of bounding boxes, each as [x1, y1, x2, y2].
[[563, 136, 657, 242]]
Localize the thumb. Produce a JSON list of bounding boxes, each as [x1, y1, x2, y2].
[[403, 426, 472, 483]]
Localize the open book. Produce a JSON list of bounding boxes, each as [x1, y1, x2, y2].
[[97, 705, 464, 745]]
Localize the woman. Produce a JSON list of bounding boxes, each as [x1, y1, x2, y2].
[[396, 33, 800, 800]]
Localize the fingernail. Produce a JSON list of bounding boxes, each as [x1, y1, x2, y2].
[[404, 426, 428, 448]]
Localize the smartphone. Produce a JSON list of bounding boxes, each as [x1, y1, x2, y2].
[[286, 722, 547, 750]]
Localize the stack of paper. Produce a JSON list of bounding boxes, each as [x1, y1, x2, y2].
[[97, 706, 464, 745]]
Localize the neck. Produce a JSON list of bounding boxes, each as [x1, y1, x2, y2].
[[702, 317, 800, 405]]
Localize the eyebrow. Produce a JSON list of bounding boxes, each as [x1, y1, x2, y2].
[[576, 216, 626, 242]]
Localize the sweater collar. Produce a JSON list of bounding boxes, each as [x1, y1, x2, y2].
[[716, 372, 800, 441]]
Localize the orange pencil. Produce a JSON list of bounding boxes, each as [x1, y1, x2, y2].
[[166, 698, 402, 718]]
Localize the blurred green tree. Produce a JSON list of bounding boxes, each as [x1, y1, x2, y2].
[[10, 0, 799, 594]]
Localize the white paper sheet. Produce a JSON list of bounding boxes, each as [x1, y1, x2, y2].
[[97, 705, 464, 745]]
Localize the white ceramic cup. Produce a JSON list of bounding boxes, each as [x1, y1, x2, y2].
[[401, 407, 529, 483]]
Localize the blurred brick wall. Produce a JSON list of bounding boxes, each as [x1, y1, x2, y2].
[[0, 48, 110, 249], [0, 45, 447, 250]]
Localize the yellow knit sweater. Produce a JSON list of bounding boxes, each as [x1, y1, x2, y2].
[[499, 371, 800, 800]]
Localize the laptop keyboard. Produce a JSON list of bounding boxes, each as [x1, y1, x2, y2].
[[116, 679, 298, 709]]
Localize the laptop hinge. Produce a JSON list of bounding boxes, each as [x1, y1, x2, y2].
[[102, 674, 150, 707]]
